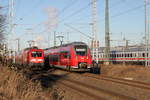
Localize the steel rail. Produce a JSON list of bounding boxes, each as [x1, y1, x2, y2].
[[84, 74, 150, 91], [49, 74, 136, 100]]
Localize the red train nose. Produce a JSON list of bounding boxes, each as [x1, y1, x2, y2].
[[77, 56, 87, 62]]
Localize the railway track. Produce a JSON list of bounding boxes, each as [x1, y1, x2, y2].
[[18, 68, 136, 100], [83, 73, 150, 91], [52, 69, 150, 99], [19, 68, 150, 91], [8, 66, 149, 100], [48, 74, 136, 100]]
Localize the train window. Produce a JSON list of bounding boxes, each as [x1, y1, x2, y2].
[[75, 45, 87, 56], [49, 55, 53, 62], [55, 55, 59, 62], [49, 54, 59, 62], [31, 51, 42, 57], [142, 53, 145, 57], [113, 54, 115, 57], [110, 54, 112, 58], [114, 54, 116, 57], [53, 55, 59, 62], [116, 54, 118, 57], [128, 54, 130, 57], [64, 52, 70, 58], [64, 54, 67, 58], [130, 53, 132, 57]]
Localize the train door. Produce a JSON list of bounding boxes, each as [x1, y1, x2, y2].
[[112, 51, 117, 64], [60, 51, 70, 66]]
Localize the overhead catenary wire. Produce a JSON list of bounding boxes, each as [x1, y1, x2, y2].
[[16, 0, 133, 31], [64, 0, 137, 24], [32, 0, 98, 38], [22, 1, 147, 33], [111, 4, 148, 18], [60, 0, 129, 23], [94, 3, 149, 23], [13, 1, 148, 45], [59, 0, 79, 15], [14, 0, 80, 36], [59, 0, 100, 24]]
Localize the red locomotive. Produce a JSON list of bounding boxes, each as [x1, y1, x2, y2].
[[15, 46, 44, 69], [44, 42, 92, 71]]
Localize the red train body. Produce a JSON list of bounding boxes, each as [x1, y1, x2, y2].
[[44, 42, 92, 71], [15, 47, 44, 69]]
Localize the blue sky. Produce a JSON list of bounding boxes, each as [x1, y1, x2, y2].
[[0, 0, 148, 50]]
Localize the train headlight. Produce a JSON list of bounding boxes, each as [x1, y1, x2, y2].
[[38, 59, 44, 61], [30, 59, 36, 62]]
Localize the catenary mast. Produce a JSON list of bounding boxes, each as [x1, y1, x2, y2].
[[105, 0, 110, 65], [144, 0, 150, 66], [91, 0, 99, 63], [8, 0, 13, 35]]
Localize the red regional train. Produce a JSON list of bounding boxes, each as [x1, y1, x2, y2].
[[15, 46, 44, 69], [44, 42, 92, 71]]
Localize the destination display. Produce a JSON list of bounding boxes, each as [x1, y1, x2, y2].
[[75, 48, 86, 52]]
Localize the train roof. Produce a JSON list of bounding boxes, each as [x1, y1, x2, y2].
[[23, 46, 39, 51], [44, 42, 87, 50], [98, 45, 147, 53]]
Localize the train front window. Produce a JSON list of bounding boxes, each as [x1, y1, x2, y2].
[[75, 46, 87, 56], [31, 51, 42, 57]]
